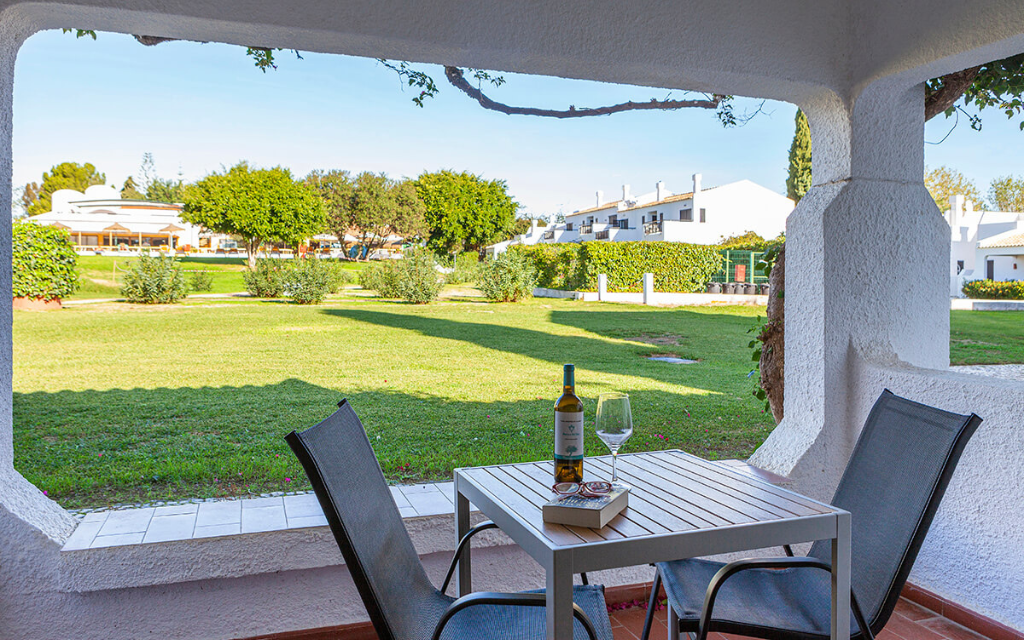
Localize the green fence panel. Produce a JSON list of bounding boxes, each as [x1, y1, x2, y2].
[[710, 250, 768, 284]]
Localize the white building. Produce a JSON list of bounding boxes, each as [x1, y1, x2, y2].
[[27, 184, 203, 251], [946, 194, 1024, 296], [488, 174, 793, 255]]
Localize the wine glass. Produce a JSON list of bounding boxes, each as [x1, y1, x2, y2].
[[595, 392, 633, 485]]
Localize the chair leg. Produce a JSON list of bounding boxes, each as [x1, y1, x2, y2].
[[667, 608, 680, 640], [640, 571, 662, 640]]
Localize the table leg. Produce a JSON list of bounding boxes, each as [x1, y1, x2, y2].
[[832, 511, 852, 640], [455, 474, 472, 597], [546, 551, 574, 640]]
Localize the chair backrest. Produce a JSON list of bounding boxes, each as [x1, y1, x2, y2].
[[809, 390, 982, 635], [286, 400, 441, 640]]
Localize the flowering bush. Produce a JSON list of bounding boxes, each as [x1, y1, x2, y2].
[[961, 279, 1024, 300]]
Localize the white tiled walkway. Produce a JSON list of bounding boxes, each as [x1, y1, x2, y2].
[[63, 482, 462, 551]]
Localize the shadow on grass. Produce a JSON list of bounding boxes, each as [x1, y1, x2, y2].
[[14, 378, 771, 508], [322, 306, 756, 388]]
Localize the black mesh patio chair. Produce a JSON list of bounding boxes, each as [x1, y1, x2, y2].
[[641, 389, 982, 640], [286, 400, 614, 640]]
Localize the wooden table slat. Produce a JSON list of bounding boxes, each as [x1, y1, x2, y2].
[[583, 457, 704, 531], [617, 455, 762, 525], [656, 451, 833, 515], [517, 462, 673, 537], [489, 466, 610, 543], [638, 453, 806, 520], [584, 457, 735, 528], [510, 464, 625, 540], [460, 467, 587, 546]]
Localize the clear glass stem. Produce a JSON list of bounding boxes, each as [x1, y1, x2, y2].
[[611, 450, 618, 482]]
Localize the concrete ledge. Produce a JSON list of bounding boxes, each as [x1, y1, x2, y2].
[[532, 289, 768, 306], [950, 298, 1024, 311]]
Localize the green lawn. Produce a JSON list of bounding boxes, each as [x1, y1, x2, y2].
[[71, 255, 367, 299], [13, 296, 773, 508], [14, 298, 1023, 509], [950, 310, 1024, 364]]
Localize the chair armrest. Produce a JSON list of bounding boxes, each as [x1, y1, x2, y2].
[[695, 557, 873, 640], [431, 592, 600, 640], [440, 521, 500, 595]]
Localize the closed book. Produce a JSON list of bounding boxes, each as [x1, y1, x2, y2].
[[542, 485, 629, 529]]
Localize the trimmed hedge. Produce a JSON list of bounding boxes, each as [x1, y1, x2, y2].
[[509, 241, 722, 293], [962, 279, 1024, 300], [12, 221, 79, 301]]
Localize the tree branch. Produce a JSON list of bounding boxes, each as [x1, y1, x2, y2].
[[443, 66, 722, 118], [925, 66, 982, 121]]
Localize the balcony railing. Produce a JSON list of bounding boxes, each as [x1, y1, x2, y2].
[[595, 230, 610, 240], [644, 221, 663, 235], [580, 224, 593, 235], [543, 230, 555, 240]]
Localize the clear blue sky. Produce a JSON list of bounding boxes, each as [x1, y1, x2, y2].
[[12, 30, 1023, 216]]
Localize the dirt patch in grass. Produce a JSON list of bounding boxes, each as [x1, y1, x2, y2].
[[629, 333, 686, 346]]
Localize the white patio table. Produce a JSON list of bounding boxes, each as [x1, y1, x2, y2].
[[454, 450, 851, 640]]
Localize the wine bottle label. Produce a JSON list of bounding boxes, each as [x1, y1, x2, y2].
[[555, 411, 584, 460]]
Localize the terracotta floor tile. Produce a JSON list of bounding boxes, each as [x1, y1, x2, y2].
[[917, 617, 991, 640], [884, 614, 953, 640], [879, 629, 909, 640], [895, 598, 942, 622]]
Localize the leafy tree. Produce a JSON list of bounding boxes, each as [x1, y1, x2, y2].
[[138, 152, 158, 195], [306, 170, 427, 259], [508, 217, 548, 238], [925, 54, 1024, 130], [147, 177, 187, 203], [182, 162, 326, 268], [26, 162, 106, 215], [121, 176, 144, 200], [414, 170, 519, 254], [924, 166, 986, 212], [988, 175, 1024, 212], [718, 231, 767, 250], [19, 182, 41, 215], [785, 110, 812, 202]]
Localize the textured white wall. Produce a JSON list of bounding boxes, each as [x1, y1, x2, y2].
[[0, 0, 1023, 637]]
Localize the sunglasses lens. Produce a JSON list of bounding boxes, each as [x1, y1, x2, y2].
[[583, 481, 612, 494], [553, 482, 581, 494]]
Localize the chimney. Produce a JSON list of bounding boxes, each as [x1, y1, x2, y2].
[[530, 219, 538, 233], [966, 199, 975, 215], [949, 194, 964, 228], [692, 173, 703, 195], [596, 190, 604, 207], [656, 181, 666, 202], [622, 184, 631, 201]]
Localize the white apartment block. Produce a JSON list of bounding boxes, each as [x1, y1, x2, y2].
[[947, 194, 1024, 296], [488, 173, 794, 256]]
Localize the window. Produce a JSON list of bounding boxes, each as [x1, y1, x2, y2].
[[566, 222, 573, 231], [680, 209, 692, 222], [608, 214, 618, 226], [956, 260, 964, 275], [618, 219, 628, 229], [700, 208, 706, 223]]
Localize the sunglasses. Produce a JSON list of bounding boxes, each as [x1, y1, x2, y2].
[[552, 481, 613, 498]]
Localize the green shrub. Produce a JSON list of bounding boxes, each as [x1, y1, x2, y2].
[[283, 258, 334, 304], [359, 261, 402, 298], [328, 265, 356, 293], [508, 244, 583, 290], [360, 252, 442, 303], [479, 251, 537, 302], [244, 259, 288, 298], [395, 249, 444, 303], [444, 252, 482, 284], [188, 270, 214, 293], [12, 221, 79, 300], [510, 241, 721, 292], [962, 279, 1024, 299], [120, 253, 188, 304]]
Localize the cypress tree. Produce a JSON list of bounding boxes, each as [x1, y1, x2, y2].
[[786, 109, 812, 202]]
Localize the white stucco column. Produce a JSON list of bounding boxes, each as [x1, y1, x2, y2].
[[750, 82, 951, 499]]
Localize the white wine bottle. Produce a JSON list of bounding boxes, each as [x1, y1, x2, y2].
[[554, 363, 584, 483]]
